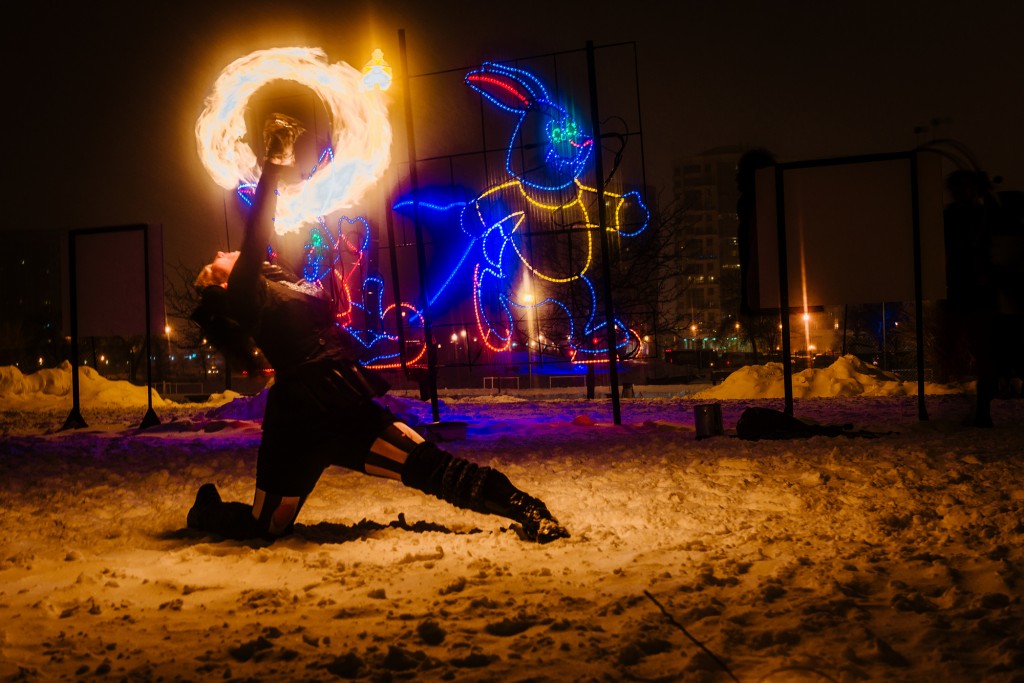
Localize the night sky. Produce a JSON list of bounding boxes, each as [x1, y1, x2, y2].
[[8, 0, 1023, 271]]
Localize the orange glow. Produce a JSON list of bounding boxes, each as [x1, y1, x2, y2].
[[195, 47, 392, 234]]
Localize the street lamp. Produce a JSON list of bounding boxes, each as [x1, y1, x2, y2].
[[522, 292, 536, 388], [164, 324, 173, 380]]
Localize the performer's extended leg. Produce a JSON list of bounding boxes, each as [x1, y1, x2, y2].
[[363, 421, 569, 543], [363, 420, 425, 479]]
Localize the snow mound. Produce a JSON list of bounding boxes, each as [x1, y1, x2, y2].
[[693, 354, 962, 400], [204, 388, 268, 420], [0, 361, 171, 408]]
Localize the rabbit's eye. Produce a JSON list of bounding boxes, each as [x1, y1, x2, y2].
[[549, 119, 580, 144]]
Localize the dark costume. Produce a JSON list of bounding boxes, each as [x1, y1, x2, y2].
[[940, 171, 1024, 425], [942, 171, 1003, 427], [187, 118, 568, 543]]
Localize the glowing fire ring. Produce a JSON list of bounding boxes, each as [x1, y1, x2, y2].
[[195, 47, 392, 234]]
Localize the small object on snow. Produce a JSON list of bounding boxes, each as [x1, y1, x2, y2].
[[417, 619, 446, 645], [418, 421, 467, 442], [736, 407, 881, 441], [643, 420, 694, 431], [694, 403, 724, 440]]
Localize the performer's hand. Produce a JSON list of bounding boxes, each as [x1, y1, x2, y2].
[[263, 113, 305, 166]]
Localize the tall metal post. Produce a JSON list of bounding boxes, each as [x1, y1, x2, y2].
[[909, 154, 929, 420], [61, 232, 87, 430], [774, 166, 795, 415], [140, 225, 159, 428], [586, 40, 622, 425], [384, 196, 408, 377], [398, 28, 440, 422]]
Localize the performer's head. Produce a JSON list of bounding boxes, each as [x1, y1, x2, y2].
[[194, 250, 240, 289], [190, 273, 259, 373]]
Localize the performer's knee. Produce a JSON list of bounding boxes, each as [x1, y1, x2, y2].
[[252, 489, 305, 536], [365, 421, 425, 480]]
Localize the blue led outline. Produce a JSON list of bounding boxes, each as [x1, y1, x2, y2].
[[389, 62, 652, 363], [233, 148, 427, 367], [465, 62, 592, 192]]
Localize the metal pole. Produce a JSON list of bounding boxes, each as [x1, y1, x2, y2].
[[842, 304, 848, 355], [398, 28, 440, 422], [774, 166, 795, 415], [140, 224, 160, 428], [61, 231, 87, 430], [910, 153, 929, 420], [384, 193, 408, 376], [881, 302, 887, 371], [587, 40, 622, 425]]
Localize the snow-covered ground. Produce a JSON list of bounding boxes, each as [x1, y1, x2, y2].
[[1, 357, 1023, 682]]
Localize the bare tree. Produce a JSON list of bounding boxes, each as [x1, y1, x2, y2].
[[603, 191, 711, 358], [164, 260, 212, 377]]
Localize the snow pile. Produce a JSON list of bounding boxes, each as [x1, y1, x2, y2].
[[205, 388, 267, 420], [0, 361, 171, 409], [694, 354, 963, 399], [0, 363, 251, 413]]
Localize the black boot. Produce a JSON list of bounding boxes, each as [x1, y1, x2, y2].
[[401, 443, 569, 543], [186, 484, 266, 540]]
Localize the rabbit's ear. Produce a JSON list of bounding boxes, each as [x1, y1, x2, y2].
[[465, 62, 547, 114]]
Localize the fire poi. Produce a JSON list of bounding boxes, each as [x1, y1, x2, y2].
[[194, 47, 392, 234]]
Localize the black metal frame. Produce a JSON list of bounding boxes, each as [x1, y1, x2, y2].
[[62, 224, 160, 430]]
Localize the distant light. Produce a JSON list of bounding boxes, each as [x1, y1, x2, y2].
[[361, 49, 393, 91]]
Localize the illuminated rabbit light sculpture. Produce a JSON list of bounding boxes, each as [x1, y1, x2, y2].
[[397, 61, 649, 361]]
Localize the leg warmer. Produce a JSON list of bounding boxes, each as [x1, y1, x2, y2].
[[400, 442, 498, 513], [398, 442, 566, 541]]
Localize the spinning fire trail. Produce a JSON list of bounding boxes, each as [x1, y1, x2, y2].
[[194, 46, 393, 234]]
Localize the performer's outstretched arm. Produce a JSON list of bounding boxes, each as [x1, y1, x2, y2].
[[230, 163, 285, 295], [230, 114, 302, 293]]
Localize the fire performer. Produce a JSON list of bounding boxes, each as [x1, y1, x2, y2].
[[186, 114, 568, 543]]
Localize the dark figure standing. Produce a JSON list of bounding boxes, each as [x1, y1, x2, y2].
[[942, 170, 1001, 427], [187, 114, 569, 543]]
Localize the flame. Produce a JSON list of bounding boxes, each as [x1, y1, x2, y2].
[[195, 47, 392, 234]]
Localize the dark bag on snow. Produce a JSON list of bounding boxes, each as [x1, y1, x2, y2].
[[736, 407, 851, 441]]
